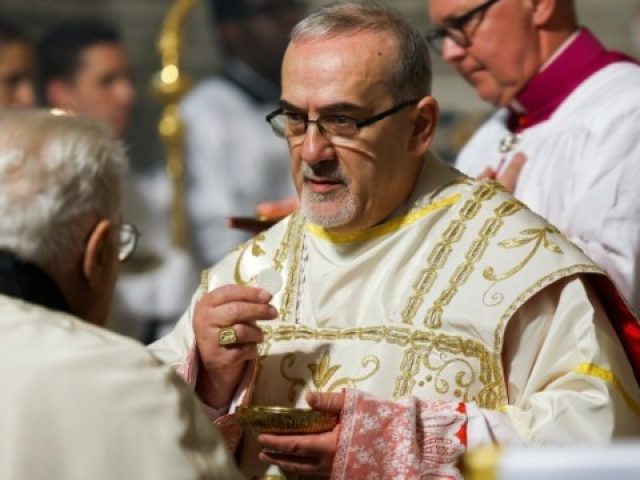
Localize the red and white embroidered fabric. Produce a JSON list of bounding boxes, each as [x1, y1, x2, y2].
[[332, 389, 467, 480]]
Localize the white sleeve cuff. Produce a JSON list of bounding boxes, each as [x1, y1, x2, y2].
[[466, 402, 524, 449]]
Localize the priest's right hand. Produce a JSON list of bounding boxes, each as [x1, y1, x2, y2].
[[193, 285, 278, 409]]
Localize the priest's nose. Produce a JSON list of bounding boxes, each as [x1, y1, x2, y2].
[[300, 124, 335, 165]]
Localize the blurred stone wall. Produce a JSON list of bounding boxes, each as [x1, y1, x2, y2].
[[2, 0, 639, 165]]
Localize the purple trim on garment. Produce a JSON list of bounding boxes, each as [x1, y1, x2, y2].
[[508, 29, 637, 132]]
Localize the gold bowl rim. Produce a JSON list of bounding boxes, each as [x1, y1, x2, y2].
[[237, 406, 317, 415], [235, 405, 338, 434]]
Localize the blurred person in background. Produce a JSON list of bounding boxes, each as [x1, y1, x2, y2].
[[0, 17, 35, 107], [38, 20, 199, 342], [632, 2, 640, 54], [38, 20, 134, 136], [0, 109, 241, 480], [180, 0, 304, 267], [427, 0, 640, 313]]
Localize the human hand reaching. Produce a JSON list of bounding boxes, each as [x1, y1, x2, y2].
[[257, 391, 344, 477]]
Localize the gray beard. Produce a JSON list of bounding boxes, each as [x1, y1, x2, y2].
[[300, 161, 358, 228], [301, 186, 358, 229]]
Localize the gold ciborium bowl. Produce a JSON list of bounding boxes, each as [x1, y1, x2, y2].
[[236, 406, 338, 434]]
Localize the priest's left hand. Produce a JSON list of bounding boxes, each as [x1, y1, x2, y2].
[[257, 391, 344, 477]]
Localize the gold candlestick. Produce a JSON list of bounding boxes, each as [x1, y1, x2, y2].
[[151, 0, 199, 249]]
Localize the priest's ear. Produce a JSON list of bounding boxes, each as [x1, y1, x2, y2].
[[408, 95, 439, 157], [82, 219, 118, 292]]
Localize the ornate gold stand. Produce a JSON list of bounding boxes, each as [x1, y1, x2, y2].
[[151, 0, 199, 248]]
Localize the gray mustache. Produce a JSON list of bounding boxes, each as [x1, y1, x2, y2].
[[302, 161, 348, 184]]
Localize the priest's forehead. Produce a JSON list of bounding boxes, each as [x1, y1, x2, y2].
[[282, 32, 398, 111]]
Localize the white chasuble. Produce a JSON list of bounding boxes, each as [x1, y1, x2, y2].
[[152, 154, 640, 479], [0, 296, 242, 480]]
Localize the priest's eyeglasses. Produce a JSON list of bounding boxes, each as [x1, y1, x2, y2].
[[265, 100, 418, 140], [119, 223, 139, 263], [426, 0, 501, 54]]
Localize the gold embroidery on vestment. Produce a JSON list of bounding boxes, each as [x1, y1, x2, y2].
[[279, 349, 380, 402], [483, 227, 563, 306], [423, 196, 523, 329], [394, 347, 478, 401], [233, 233, 266, 286], [199, 269, 209, 298], [391, 331, 503, 409], [261, 325, 502, 410], [401, 182, 499, 326], [278, 214, 305, 323], [273, 213, 300, 273], [493, 264, 606, 351], [235, 214, 305, 323]]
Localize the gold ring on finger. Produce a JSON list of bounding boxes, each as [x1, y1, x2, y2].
[[218, 326, 238, 346]]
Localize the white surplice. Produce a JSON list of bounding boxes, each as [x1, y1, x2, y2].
[[180, 61, 295, 267], [457, 61, 640, 314], [153, 154, 640, 479], [0, 294, 242, 480]]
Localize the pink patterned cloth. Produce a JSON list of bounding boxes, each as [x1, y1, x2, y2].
[[332, 390, 467, 480], [176, 340, 198, 388]]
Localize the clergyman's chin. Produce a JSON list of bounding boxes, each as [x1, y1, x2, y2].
[[301, 190, 358, 229]]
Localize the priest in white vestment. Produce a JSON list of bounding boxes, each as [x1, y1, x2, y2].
[[0, 110, 242, 480], [427, 0, 640, 314], [152, 4, 640, 479]]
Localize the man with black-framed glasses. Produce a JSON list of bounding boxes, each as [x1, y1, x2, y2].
[[154, 3, 640, 479], [427, 0, 640, 314]]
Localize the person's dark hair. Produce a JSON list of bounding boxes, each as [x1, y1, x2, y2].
[[37, 20, 120, 89], [0, 17, 30, 46], [209, 0, 303, 24]]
